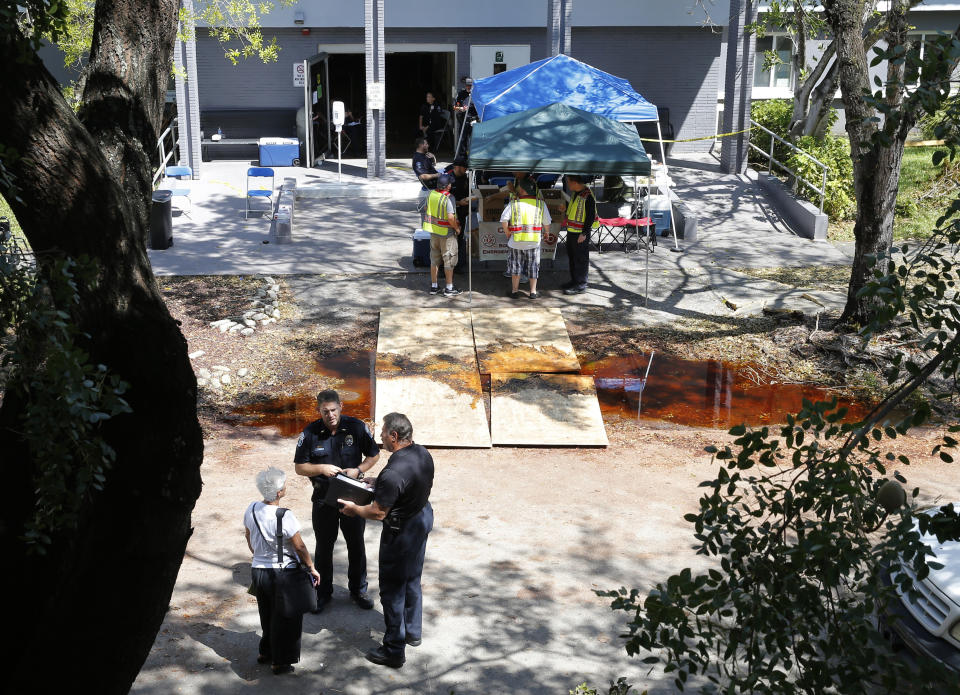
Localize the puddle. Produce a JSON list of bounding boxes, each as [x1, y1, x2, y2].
[[580, 353, 871, 428], [231, 351, 374, 436], [231, 350, 870, 434]]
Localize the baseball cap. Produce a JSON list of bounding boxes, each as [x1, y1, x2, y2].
[[464, 77, 474, 85], [452, 157, 468, 168], [437, 174, 453, 188]]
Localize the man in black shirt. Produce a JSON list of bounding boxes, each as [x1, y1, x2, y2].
[[339, 412, 434, 669], [412, 136, 439, 224], [453, 77, 478, 159], [294, 390, 380, 613], [444, 159, 475, 273], [418, 92, 446, 153]]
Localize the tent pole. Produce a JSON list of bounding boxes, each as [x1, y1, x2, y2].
[[655, 120, 680, 252], [455, 94, 473, 158], [468, 169, 474, 306]]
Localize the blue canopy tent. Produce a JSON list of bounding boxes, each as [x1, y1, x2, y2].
[[470, 54, 658, 123]]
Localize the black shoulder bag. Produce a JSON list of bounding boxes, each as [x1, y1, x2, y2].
[[273, 508, 318, 617]]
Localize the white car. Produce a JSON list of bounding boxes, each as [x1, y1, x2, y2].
[[885, 510, 960, 673]]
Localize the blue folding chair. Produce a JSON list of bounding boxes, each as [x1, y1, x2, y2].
[[162, 165, 192, 213], [536, 173, 560, 189], [488, 176, 514, 187], [245, 167, 275, 219]]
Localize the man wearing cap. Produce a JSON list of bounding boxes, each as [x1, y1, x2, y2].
[[412, 137, 439, 224], [454, 77, 478, 159], [423, 173, 462, 297], [562, 175, 598, 294], [501, 177, 551, 299], [444, 159, 476, 274]]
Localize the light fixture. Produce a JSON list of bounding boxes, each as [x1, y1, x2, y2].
[[294, 11, 305, 25]]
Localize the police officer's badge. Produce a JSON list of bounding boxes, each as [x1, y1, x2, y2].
[[297, 433, 304, 447], [345, 434, 354, 447]]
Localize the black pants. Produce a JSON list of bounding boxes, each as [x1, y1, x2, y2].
[[566, 232, 590, 287], [252, 567, 304, 666], [312, 498, 367, 597], [379, 503, 433, 659]]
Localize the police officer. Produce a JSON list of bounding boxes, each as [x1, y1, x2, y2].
[[339, 412, 434, 669], [294, 390, 380, 613]]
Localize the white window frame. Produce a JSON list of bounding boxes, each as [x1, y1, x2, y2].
[[753, 33, 795, 99]]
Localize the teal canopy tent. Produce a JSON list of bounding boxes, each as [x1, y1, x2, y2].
[[467, 102, 651, 176]]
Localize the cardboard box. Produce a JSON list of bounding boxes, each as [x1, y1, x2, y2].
[[476, 186, 505, 223]]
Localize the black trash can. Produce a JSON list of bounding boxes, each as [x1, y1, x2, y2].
[[150, 190, 173, 250]]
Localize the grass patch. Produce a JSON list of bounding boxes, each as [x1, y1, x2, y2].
[[828, 145, 951, 242], [732, 265, 851, 288]]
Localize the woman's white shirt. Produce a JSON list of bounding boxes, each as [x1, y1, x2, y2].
[[244, 502, 302, 568]]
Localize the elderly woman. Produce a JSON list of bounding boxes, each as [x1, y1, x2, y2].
[[244, 467, 321, 675]]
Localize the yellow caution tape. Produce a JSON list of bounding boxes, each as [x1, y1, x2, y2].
[[639, 127, 752, 144]]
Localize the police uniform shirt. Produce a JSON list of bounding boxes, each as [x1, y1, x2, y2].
[[413, 152, 438, 190], [373, 443, 435, 524], [294, 415, 379, 500]]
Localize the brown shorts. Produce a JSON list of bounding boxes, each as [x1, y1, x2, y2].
[[430, 233, 458, 266]]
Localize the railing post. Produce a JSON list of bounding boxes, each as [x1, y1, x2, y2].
[[820, 166, 827, 214], [768, 132, 775, 175]]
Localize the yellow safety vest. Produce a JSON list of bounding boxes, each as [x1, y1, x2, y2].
[[423, 190, 453, 236], [564, 189, 599, 234], [507, 196, 546, 243]]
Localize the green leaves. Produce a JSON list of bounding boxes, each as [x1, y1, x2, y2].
[[2, 250, 132, 552]]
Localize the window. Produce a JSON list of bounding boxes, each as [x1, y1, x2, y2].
[[754, 35, 793, 90]]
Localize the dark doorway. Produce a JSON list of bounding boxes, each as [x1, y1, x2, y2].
[[327, 53, 366, 158], [385, 52, 455, 158]]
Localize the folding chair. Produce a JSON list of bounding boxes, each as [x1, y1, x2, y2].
[[162, 166, 192, 214], [592, 202, 624, 253], [535, 173, 560, 189], [245, 166, 275, 219]]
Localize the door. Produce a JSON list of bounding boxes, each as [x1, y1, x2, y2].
[[303, 52, 330, 166]]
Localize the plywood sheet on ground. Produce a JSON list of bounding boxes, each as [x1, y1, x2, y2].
[[375, 374, 491, 448], [376, 308, 490, 448], [490, 373, 608, 446], [471, 307, 580, 374], [376, 308, 476, 368]]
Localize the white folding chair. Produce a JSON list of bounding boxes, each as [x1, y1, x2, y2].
[[162, 166, 192, 214]]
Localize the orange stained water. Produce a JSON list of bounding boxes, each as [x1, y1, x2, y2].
[[232, 351, 374, 436], [580, 353, 872, 428], [231, 350, 871, 434]]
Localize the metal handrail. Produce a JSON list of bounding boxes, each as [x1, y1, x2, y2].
[[748, 119, 829, 214], [152, 118, 179, 187]]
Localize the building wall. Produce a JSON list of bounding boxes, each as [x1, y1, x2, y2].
[[572, 27, 724, 153]]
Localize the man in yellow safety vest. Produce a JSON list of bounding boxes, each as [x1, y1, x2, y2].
[[423, 174, 462, 297], [500, 178, 552, 299], [562, 175, 598, 295]]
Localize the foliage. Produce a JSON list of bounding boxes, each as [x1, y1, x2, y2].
[[571, 678, 638, 695], [598, 25, 960, 695], [787, 134, 856, 219], [748, 0, 827, 84], [0, 242, 131, 554], [748, 99, 793, 170]]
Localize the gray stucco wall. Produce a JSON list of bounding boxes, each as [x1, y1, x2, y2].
[[194, 25, 723, 154], [572, 26, 723, 153]]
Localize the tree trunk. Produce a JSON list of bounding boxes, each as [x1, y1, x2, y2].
[[824, 0, 915, 324], [0, 4, 203, 692]]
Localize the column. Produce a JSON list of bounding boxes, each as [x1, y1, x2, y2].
[[720, 0, 758, 174], [365, 0, 386, 178], [173, 0, 202, 178], [548, 0, 572, 56]]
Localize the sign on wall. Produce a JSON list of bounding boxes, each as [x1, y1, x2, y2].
[[367, 82, 385, 110], [294, 62, 305, 87]]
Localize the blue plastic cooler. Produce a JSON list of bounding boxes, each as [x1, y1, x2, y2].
[[258, 137, 300, 167]]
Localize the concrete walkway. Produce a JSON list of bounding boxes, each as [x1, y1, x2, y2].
[[147, 154, 855, 320]]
